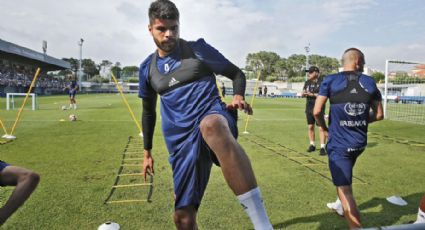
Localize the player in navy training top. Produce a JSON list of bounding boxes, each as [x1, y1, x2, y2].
[[64, 73, 79, 110], [314, 48, 383, 229], [139, 1, 272, 229], [0, 160, 40, 225]]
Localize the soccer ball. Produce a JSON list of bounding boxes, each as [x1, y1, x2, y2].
[[98, 222, 120, 230], [69, 114, 77, 121], [61, 105, 67, 110]]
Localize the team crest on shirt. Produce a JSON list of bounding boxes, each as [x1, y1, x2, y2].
[[344, 103, 366, 116], [164, 63, 170, 73]]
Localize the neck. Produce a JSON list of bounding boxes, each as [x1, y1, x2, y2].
[[157, 49, 171, 58]]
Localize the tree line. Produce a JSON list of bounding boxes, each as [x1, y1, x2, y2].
[[244, 51, 340, 82], [60, 58, 139, 83]]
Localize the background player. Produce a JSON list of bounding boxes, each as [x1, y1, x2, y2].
[[139, 1, 273, 229], [314, 48, 383, 229], [302, 66, 327, 155], [64, 73, 79, 110]]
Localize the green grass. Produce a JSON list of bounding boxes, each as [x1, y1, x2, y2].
[[0, 94, 424, 229]]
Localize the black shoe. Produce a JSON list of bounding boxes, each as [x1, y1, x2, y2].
[[320, 148, 327, 156], [307, 145, 316, 152]]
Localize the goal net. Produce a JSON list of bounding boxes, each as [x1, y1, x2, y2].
[[383, 60, 425, 125], [6, 93, 37, 110]]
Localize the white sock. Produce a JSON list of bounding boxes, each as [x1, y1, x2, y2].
[[237, 187, 273, 230], [73, 104, 77, 109], [310, 141, 315, 146], [415, 208, 425, 224], [320, 144, 326, 149], [69, 104, 73, 108]]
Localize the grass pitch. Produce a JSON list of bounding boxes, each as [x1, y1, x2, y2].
[[0, 94, 424, 229]]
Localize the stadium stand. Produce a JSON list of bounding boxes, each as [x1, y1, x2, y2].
[[0, 39, 70, 96]]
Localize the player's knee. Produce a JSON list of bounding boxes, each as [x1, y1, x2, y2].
[[200, 115, 227, 136], [173, 211, 196, 229], [19, 171, 40, 187]]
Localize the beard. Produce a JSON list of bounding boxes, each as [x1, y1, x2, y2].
[[153, 37, 177, 54]]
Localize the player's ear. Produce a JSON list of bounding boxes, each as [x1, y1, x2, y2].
[[148, 24, 152, 33]]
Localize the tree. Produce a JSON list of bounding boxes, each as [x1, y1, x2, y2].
[[371, 72, 385, 83], [121, 66, 139, 80], [245, 51, 281, 80], [81, 58, 99, 78], [111, 62, 122, 79], [62, 58, 79, 72]]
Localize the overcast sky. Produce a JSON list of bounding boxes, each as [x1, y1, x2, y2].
[[1, 0, 424, 71]]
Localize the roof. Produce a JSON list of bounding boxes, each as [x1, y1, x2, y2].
[[0, 38, 70, 70]]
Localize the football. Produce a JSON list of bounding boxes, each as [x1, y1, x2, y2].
[[98, 222, 120, 230], [69, 114, 77, 121], [61, 105, 67, 110]]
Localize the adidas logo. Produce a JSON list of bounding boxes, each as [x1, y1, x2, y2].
[[168, 77, 180, 87], [350, 88, 358, 94]]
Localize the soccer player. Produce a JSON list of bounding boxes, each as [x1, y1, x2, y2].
[[64, 74, 78, 110], [0, 161, 40, 225], [313, 48, 384, 229], [302, 66, 327, 155], [139, 1, 273, 229]]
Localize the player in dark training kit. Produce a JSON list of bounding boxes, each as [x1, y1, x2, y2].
[[139, 1, 272, 229], [302, 66, 327, 155], [314, 48, 383, 229]]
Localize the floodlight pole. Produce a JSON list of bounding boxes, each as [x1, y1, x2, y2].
[[304, 43, 310, 81], [78, 38, 84, 86]]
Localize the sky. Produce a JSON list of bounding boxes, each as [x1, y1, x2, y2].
[[1, 0, 424, 71]]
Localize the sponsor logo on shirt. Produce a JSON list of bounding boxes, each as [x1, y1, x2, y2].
[[350, 88, 358, 94], [340, 120, 367, 127], [168, 77, 180, 87], [344, 103, 366, 116]]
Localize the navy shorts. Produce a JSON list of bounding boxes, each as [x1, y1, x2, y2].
[[327, 146, 364, 186], [69, 91, 76, 98], [0, 160, 10, 186], [169, 104, 238, 210]]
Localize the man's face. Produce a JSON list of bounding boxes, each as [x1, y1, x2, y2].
[[149, 18, 179, 55], [308, 71, 319, 80]]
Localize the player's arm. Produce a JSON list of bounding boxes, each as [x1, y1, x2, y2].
[[314, 96, 328, 132], [191, 39, 252, 114], [369, 100, 384, 123], [221, 63, 253, 115], [142, 95, 157, 181]]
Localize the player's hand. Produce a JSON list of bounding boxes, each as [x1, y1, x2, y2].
[[230, 95, 253, 115], [143, 149, 154, 182]]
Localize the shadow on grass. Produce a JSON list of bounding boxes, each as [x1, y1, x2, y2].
[[272, 192, 422, 229]]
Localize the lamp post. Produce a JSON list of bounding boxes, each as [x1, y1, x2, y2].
[[78, 38, 84, 85], [304, 43, 310, 81]]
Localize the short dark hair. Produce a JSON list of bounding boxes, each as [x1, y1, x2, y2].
[[343, 47, 365, 65], [148, 0, 179, 24]]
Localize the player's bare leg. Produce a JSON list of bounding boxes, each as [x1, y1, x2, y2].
[[200, 114, 256, 194], [337, 186, 361, 229], [200, 114, 273, 229], [0, 166, 40, 225], [173, 205, 198, 230]]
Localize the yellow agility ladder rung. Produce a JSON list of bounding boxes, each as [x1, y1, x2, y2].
[[118, 173, 143, 177], [112, 183, 152, 188], [106, 199, 149, 204], [123, 158, 144, 161]]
